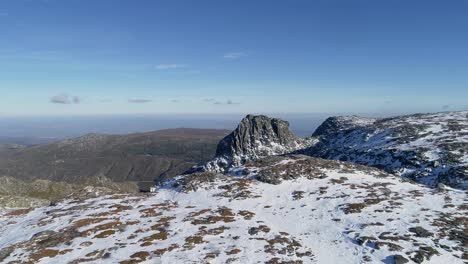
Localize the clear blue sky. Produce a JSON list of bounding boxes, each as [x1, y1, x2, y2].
[[1, 0, 467, 116]]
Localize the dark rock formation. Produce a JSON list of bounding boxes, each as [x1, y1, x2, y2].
[[392, 254, 409, 264], [202, 115, 316, 172], [312, 116, 375, 138]]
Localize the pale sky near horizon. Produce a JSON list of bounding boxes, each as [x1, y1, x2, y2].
[[1, 0, 467, 116]]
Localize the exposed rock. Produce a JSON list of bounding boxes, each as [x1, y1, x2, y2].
[[244, 155, 386, 185], [30, 230, 63, 247], [312, 116, 375, 138], [0, 247, 13, 262], [410, 246, 439, 263], [304, 111, 468, 189], [0, 195, 49, 208], [408, 226, 434, 238], [392, 254, 409, 264], [201, 115, 316, 172]]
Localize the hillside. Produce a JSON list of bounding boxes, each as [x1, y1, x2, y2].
[[0, 155, 465, 263], [0, 128, 228, 184], [305, 111, 468, 189]]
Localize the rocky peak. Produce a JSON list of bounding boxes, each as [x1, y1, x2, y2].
[[216, 115, 297, 157], [203, 115, 316, 172], [312, 116, 376, 138]]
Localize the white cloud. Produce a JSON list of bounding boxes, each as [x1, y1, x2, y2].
[[72, 96, 80, 104], [223, 52, 248, 59], [155, 64, 187, 70], [50, 94, 81, 104], [204, 98, 240, 105], [128, 99, 152, 103]]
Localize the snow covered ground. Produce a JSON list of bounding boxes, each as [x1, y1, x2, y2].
[[308, 111, 468, 189], [0, 156, 466, 264]]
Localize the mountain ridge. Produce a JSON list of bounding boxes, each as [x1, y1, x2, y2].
[[0, 128, 229, 184], [304, 111, 468, 189], [200, 111, 467, 189]]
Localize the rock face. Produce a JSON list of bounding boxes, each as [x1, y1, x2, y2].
[[305, 111, 468, 189], [312, 116, 376, 138], [202, 115, 316, 172]]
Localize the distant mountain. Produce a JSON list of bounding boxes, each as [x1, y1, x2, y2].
[[201, 115, 316, 172], [1, 110, 466, 207], [0, 136, 57, 146], [305, 111, 468, 189], [0, 128, 228, 185]]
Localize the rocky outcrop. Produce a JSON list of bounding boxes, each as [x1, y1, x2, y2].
[[202, 115, 316, 172], [312, 116, 376, 138], [304, 111, 468, 189]]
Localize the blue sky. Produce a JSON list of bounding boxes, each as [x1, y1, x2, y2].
[[0, 0, 467, 116]]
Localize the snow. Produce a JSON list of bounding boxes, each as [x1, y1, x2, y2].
[[311, 111, 468, 189], [1, 157, 466, 264]]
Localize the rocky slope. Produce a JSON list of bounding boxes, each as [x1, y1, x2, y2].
[[0, 155, 466, 264], [304, 111, 468, 189], [201, 115, 316, 172], [0, 176, 139, 208]]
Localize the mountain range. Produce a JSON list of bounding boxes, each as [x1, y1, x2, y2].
[[0, 128, 228, 206], [0, 111, 466, 263]]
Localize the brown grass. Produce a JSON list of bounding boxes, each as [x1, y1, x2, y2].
[[94, 230, 115, 238], [226, 248, 241, 255], [238, 210, 255, 220], [5, 208, 32, 216], [30, 249, 59, 261], [153, 244, 179, 256]]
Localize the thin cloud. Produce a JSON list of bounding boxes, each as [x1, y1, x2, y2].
[[128, 99, 152, 103], [50, 95, 69, 104], [72, 96, 80, 104], [210, 99, 240, 105], [50, 94, 80, 104], [155, 64, 187, 70], [442, 105, 451, 110], [99, 99, 112, 103], [223, 52, 248, 59], [170, 99, 180, 103]]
